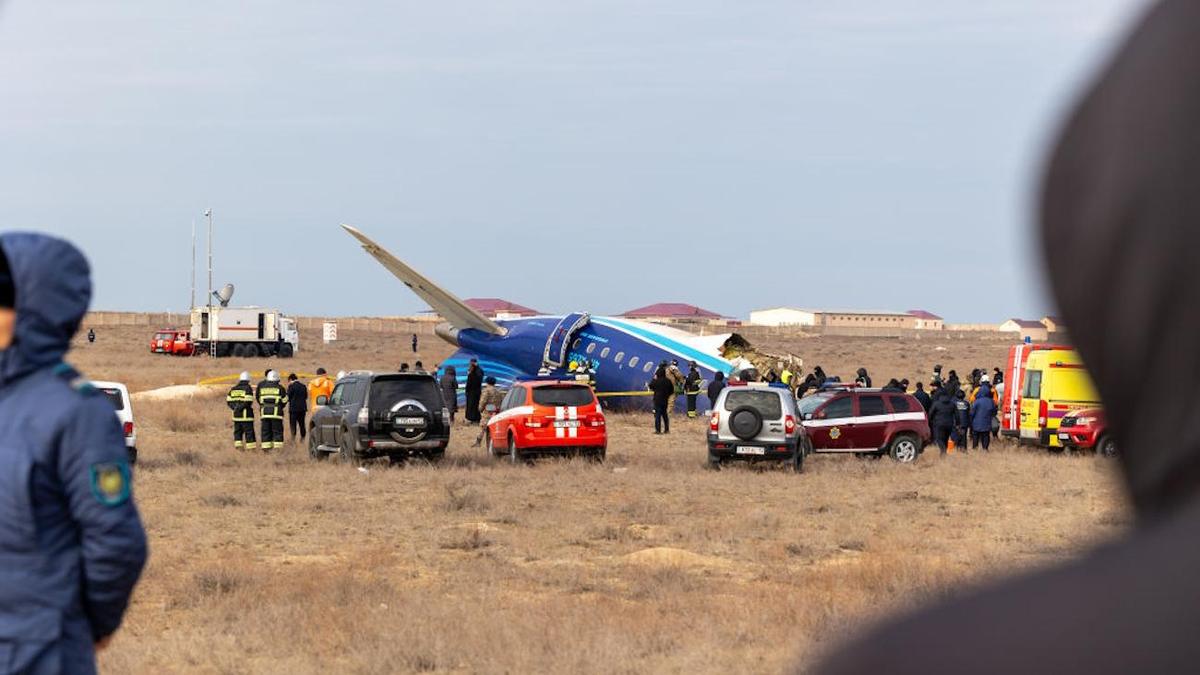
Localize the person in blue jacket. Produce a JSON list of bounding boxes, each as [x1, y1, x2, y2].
[[0, 233, 148, 673], [969, 388, 998, 451]]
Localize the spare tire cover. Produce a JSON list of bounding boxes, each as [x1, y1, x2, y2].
[[389, 399, 430, 442], [729, 406, 764, 440]]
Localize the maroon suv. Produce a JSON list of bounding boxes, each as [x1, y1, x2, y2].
[[797, 387, 931, 463]]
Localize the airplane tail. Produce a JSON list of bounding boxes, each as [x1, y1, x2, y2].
[[341, 225, 506, 336]]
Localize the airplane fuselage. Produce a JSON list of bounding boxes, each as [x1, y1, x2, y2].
[[439, 316, 734, 411]]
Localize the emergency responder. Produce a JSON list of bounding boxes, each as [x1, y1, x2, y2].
[[0, 233, 147, 671], [286, 373, 308, 443], [309, 367, 334, 410], [666, 359, 685, 413], [684, 361, 703, 418], [256, 370, 288, 451], [227, 372, 257, 450], [781, 363, 794, 387], [474, 376, 505, 447]]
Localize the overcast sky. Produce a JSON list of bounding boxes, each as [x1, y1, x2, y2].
[[0, 1, 1149, 322]]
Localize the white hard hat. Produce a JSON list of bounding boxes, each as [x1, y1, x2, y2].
[[981, 374, 990, 383], [239, 372, 250, 382], [268, 371, 280, 382]]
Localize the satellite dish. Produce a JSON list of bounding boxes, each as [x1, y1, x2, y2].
[[213, 283, 235, 307]]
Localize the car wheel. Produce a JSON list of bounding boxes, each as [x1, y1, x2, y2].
[[888, 434, 919, 463], [308, 430, 326, 461], [791, 446, 804, 473], [231, 344, 245, 358], [1096, 435, 1119, 458], [485, 434, 496, 457], [427, 451, 445, 464], [279, 343, 294, 358], [706, 450, 722, 470], [338, 429, 356, 464], [508, 434, 522, 465]]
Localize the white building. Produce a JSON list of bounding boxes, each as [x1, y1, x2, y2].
[[749, 308, 818, 327]]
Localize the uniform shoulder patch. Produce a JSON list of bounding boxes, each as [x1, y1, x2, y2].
[[90, 460, 132, 507]]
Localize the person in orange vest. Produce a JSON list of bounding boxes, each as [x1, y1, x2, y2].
[[308, 367, 335, 410]]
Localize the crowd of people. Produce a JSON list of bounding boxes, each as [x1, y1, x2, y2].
[[778, 363, 1007, 453]]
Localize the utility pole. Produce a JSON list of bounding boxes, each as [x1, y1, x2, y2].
[[190, 218, 196, 310], [205, 208, 215, 357]]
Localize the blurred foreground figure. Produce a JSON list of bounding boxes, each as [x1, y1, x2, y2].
[[0, 233, 148, 673], [815, 2, 1200, 672]]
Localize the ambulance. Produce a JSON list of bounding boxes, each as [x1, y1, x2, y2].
[[1001, 343, 1069, 438], [1018, 348, 1101, 448]]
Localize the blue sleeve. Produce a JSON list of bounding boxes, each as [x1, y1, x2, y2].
[[57, 396, 149, 640]]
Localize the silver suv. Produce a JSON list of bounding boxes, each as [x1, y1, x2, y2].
[[707, 383, 805, 471]]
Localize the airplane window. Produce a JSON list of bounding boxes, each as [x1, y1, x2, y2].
[[615, 352, 625, 363], [629, 356, 639, 368], [586, 343, 596, 355], [643, 361, 653, 373], [600, 347, 611, 359], [572, 338, 581, 349]]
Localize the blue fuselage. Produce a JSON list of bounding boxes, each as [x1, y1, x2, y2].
[[439, 316, 733, 411]]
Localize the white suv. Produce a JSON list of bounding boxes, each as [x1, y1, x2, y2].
[[93, 381, 137, 463], [707, 383, 805, 471]]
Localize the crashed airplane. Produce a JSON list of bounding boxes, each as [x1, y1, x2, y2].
[[342, 225, 798, 409]]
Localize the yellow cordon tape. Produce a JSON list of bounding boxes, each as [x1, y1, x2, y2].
[[199, 372, 318, 386], [596, 391, 654, 398]]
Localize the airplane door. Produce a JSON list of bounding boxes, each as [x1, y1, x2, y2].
[[543, 312, 590, 369]]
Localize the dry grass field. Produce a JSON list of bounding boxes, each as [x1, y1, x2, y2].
[[67, 324, 1128, 674]]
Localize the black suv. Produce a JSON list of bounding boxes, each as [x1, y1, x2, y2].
[[309, 371, 451, 464]]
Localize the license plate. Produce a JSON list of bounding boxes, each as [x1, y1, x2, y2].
[[1058, 433, 1070, 440], [736, 446, 765, 456], [395, 417, 426, 426], [553, 420, 580, 429]]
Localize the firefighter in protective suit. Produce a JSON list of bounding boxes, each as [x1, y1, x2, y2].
[[226, 372, 257, 451], [256, 370, 288, 450], [0, 233, 148, 673]]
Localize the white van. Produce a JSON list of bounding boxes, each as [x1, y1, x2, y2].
[[93, 381, 137, 463]]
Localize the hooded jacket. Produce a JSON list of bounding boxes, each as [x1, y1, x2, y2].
[[0, 233, 148, 673], [926, 392, 955, 429], [969, 395, 997, 433], [816, 3, 1200, 672]]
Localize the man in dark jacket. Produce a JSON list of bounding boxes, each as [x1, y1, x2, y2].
[[855, 367, 872, 388], [927, 390, 955, 454], [881, 379, 903, 392], [816, 4, 1200, 672], [969, 392, 997, 451], [440, 366, 459, 423], [649, 367, 674, 434], [464, 359, 484, 424], [952, 389, 970, 451], [286, 373, 308, 443], [0, 233, 148, 673], [912, 382, 932, 412], [707, 371, 726, 409]]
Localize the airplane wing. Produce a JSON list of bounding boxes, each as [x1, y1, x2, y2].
[[341, 224, 506, 335]]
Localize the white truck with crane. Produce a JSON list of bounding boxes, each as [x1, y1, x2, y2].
[[189, 284, 299, 358]]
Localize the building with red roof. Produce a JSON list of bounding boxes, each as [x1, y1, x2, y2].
[[619, 303, 734, 327], [461, 298, 542, 319], [999, 318, 1050, 342]]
